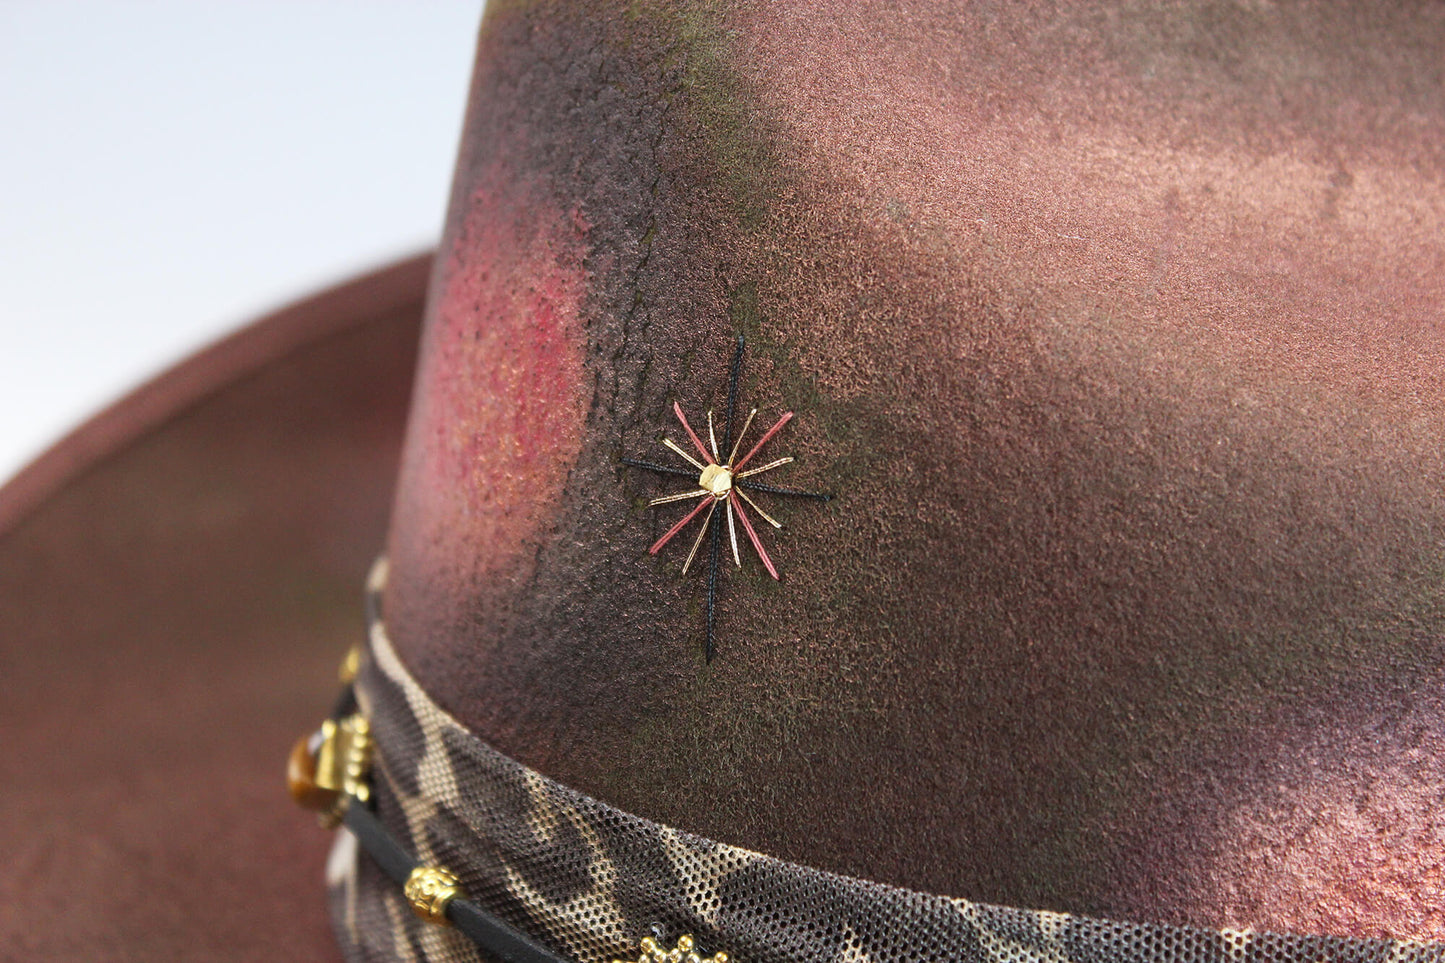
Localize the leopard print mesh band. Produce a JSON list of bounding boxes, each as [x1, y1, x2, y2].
[[326, 562, 1445, 963]]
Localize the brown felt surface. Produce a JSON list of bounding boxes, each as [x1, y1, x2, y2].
[[0, 257, 425, 960], [384, 0, 1445, 942]]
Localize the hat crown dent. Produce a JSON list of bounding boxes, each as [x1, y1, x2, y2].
[[380, 0, 1445, 944]]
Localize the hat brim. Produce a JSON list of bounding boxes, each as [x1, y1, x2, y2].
[[0, 253, 429, 960]]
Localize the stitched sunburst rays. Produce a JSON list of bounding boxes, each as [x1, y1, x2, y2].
[[622, 335, 830, 660]]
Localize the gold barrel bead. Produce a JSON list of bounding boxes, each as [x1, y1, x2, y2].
[[403, 866, 464, 926]]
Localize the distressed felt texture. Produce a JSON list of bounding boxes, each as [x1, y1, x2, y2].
[[384, 0, 1445, 942]]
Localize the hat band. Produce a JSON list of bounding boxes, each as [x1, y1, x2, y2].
[[323, 561, 1444, 963]]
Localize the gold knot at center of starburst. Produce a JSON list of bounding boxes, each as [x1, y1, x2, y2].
[[698, 463, 733, 498]]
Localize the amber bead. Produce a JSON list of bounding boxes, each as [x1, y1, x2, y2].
[[287, 733, 340, 812]]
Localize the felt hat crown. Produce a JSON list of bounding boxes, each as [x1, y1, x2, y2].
[[5, 2, 1445, 960]]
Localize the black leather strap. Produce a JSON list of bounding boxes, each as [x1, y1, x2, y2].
[[343, 799, 574, 963]]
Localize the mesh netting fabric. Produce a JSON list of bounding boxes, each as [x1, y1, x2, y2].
[[326, 575, 1445, 963]]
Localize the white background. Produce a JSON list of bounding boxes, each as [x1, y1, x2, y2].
[[0, 2, 484, 486]]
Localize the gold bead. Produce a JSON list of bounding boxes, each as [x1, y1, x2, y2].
[[404, 866, 464, 926], [623, 936, 733, 963], [288, 714, 373, 827], [337, 644, 362, 684]]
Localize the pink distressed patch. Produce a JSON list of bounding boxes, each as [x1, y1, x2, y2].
[[396, 167, 588, 596]]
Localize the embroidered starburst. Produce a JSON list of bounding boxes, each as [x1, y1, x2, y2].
[[622, 335, 830, 660]]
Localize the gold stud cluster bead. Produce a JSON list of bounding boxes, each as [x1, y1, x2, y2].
[[404, 866, 464, 926], [287, 712, 373, 828], [614, 934, 729, 963]]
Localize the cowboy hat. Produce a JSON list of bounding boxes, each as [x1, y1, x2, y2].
[[8, 1, 1445, 960]]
